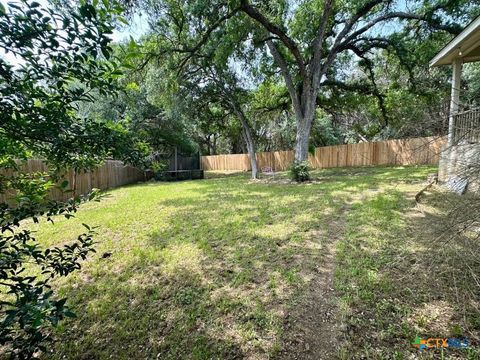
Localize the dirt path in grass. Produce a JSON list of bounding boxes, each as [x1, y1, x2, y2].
[[276, 207, 348, 360]]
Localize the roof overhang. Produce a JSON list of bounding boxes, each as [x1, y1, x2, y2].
[[430, 16, 480, 67]]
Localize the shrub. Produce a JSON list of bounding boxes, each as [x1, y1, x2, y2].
[[289, 160, 311, 182], [0, 1, 134, 357], [151, 160, 169, 173], [0, 176, 98, 359]]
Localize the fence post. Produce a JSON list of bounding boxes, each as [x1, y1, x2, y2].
[[188, 137, 447, 171]]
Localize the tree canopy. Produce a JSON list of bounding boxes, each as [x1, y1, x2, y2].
[[2, 0, 480, 356], [0, 1, 148, 357], [114, 0, 478, 167]]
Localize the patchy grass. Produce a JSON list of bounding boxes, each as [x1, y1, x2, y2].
[[336, 180, 480, 359], [13, 165, 468, 360]]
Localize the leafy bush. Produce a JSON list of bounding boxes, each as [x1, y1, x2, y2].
[[0, 0, 143, 358], [152, 160, 169, 180], [151, 160, 169, 173], [0, 168, 104, 358], [289, 160, 311, 182]]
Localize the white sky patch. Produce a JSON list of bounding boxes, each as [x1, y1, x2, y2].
[[0, 0, 149, 65], [112, 12, 150, 43]]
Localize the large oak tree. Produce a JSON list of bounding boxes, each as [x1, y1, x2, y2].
[[130, 0, 472, 161]]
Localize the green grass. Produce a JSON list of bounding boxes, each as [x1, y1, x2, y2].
[[336, 176, 480, 359], [16, 165, 471, 359]]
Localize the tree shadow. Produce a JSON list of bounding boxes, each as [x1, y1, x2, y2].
[[52, 262, 245, 360], [42, 165, 437, 359], [337, 187, 480, 359]]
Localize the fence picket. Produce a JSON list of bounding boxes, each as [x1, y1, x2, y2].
[[200, 136, 447, 171], [0, 160, 146, 203]]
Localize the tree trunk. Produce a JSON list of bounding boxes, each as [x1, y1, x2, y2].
[[294, 119, 311, 162], [231, 106, 258, 179], [206, 134, 212, 155], [212, 134, 217, 155], [239, 116, 258, 179], [294, 90, 316, 162], [266, 39, 317, 163]]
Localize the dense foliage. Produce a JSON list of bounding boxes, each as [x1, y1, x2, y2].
[[118, 0, 479, 159], [289, 160, 311, 182], [0, 1, 148, 357], [78, 57, 199, 161]]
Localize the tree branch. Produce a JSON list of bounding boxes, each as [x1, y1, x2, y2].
[[168, 7, 240, 72], [320, 2, 458, 84], [310, 0, 334, 88], [266, 40, 303, 119], [341, 11, 459, 48], [239, 0, 306, 78], [343, 44, 389, 126], [333, 0, 385, 49]]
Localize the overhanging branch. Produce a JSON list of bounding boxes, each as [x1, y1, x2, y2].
[[239, 0, 306, 78], [266, 40, 303, 119]]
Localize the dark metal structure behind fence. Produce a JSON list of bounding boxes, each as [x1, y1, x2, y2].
[[155, 147, 203, 181]]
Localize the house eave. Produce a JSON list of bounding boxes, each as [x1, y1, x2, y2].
[[430, 16, 480, 67]]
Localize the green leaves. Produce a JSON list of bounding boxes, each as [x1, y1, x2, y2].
[[0, 0, 137, 358], [0, 190, 98, 357], [0, 0, 130, 169], [289, 160, 310, 182]]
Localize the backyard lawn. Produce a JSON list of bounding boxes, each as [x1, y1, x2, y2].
[[26, 166, 479, 359]]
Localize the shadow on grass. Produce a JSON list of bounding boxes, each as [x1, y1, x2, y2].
[[55, 264, 245, 360], [36, 165, 437, 360], [138, 178, 339, 358], [336, 187, 480, 359]]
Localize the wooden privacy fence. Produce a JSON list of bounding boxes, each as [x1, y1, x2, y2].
[[201, 136, 447, 171], [0, 159, 146, 203]]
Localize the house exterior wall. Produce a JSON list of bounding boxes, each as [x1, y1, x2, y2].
[[439, 143, 480, 192]]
